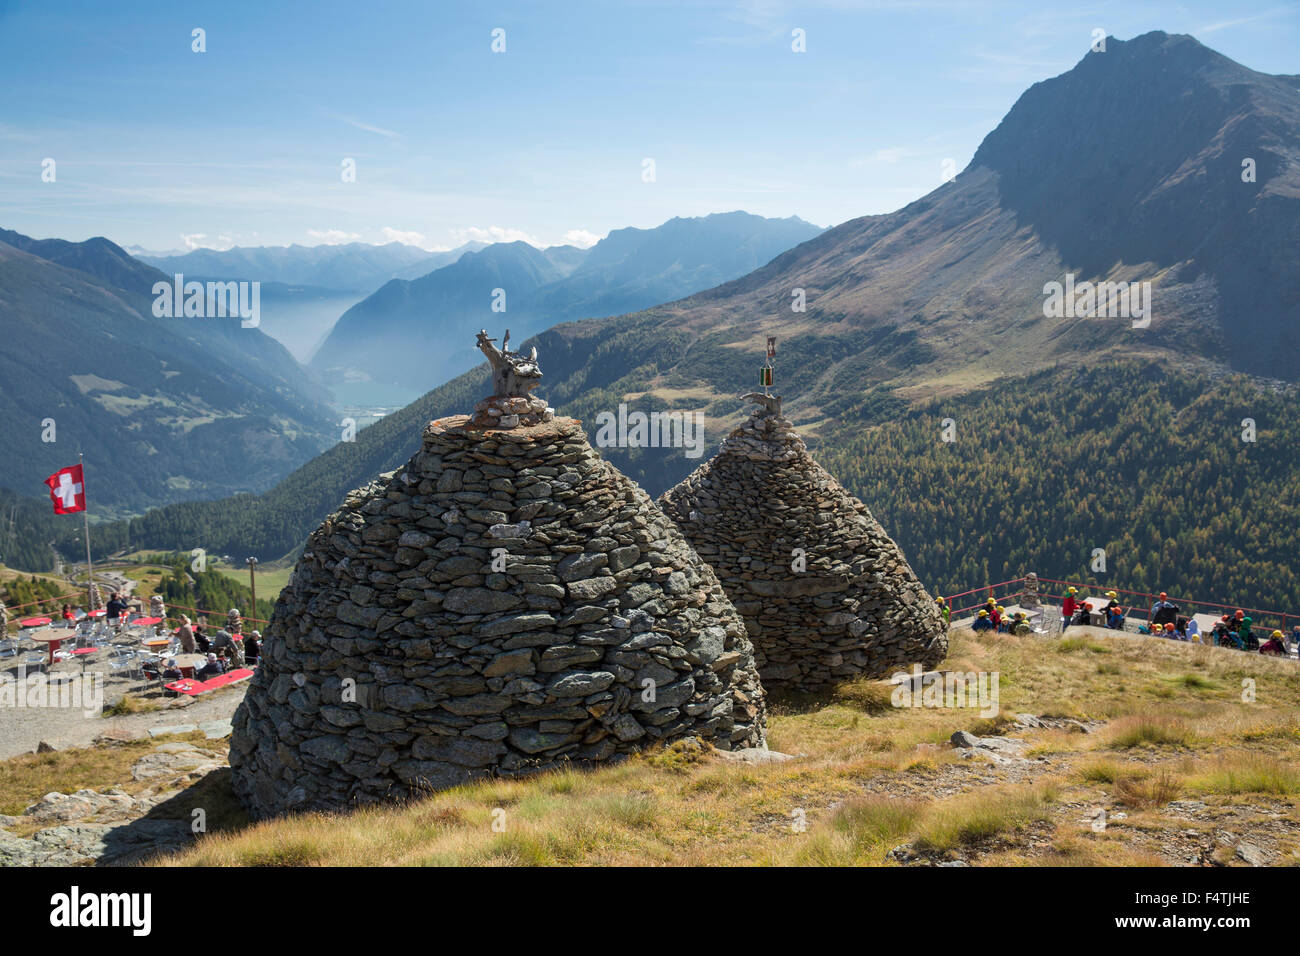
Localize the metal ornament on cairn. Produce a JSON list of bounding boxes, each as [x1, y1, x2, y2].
[[469, 328, 555, 429], [744, 335, 782, 418]]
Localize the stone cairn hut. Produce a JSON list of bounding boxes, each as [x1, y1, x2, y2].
[[230, 330, 767, 818], [658, 392, 947, 691]]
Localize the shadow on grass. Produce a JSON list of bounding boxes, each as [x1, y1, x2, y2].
[[98, 767, 249, 866]]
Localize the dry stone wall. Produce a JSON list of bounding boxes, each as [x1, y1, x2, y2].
[[659, 405, 947, 690], [230, 415, 767, 818]]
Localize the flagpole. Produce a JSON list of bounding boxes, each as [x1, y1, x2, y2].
[[79, 452, 94, 611]]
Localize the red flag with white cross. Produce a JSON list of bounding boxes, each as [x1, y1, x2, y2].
[[45, 464, 86, 514]]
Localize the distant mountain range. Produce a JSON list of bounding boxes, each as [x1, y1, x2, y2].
[[308, 211, 825, 403], [0, 228, 337, 515], [137, 240, 486, 293], [92, 32, 1300, 614], [135, 241, 489, 364]]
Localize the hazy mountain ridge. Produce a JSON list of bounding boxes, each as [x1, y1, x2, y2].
[[137, 240, 486, 293], [0, 230, 338, 514], [308, 211, 824, 402]]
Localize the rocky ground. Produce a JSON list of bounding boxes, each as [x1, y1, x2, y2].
[[0, 737, 230, 866]]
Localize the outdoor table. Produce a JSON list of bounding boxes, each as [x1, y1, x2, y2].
[[28, 630, 64, 664], [87, 610, 105, 618], [19, 617, 52, 628], [73, 646, 98, 673], [142, 637, 170, 650], [133, 616, 163, 627], [174, 653, 206, 679]]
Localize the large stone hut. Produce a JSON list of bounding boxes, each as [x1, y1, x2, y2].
[[658, 393, 947, 691], [229, 331, 767, 818]]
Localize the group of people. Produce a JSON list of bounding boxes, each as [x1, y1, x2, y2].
[[1060, 587, 1132, 631], [172, 611, 261, 665], [966, 598, 1035, 635], [154, 607, 261, 692], [946, 587, 1297, 659], [1053, 586, 1295, 657]]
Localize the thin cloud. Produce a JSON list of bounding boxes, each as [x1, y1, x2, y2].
[[1196, 6, 1295, 35], [321, 109, 400, 139], [559, 228, 602, 248], [306, 228, 363, 244], [450, 225, 543, 247], [380, 226, 430, 247]]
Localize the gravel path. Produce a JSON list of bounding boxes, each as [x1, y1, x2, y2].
[[0, 634, 248, 759]]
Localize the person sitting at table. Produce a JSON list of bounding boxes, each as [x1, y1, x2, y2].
[[196, 653, 224, 680], [162, 658, 182, 680], [212, 628, 237, 654], [61, 604, 75, 624], [243, 630, 261, 665], [225, 637, 246, 669], [192, 623, 211, 654]]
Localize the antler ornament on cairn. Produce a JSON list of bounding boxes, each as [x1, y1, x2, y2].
[[469, 329, 555, 429]]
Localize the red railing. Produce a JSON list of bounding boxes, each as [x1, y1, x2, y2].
[[160, 601, 270, 627]]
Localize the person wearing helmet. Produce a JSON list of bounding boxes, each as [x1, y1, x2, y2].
[[1012, 611, 1032, 636], [1239, 616, 1259, 651], [1105, 601, 1126, 631], [992, 605, 1006, 632], [1061, 587, 1079, 631], [972, 609, 994, 632], [1150, 591, 1179, 628], [1260, 630, 1287, 656], [1073, 601, 1094, 626], [936, 596, 950, 627], [1162, 622, 1176, 638]]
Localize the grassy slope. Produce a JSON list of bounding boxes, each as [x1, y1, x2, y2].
[[112, 628, 1300, 866]]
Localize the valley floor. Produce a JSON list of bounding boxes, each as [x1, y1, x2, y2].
[[3, 628, 1299, 866]]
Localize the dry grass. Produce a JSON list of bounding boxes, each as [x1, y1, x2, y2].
[[0, 730, 209, 817], [912, 783, 1057, 852], [102, 693, 159, 717], [4, 625, 1297, 867]]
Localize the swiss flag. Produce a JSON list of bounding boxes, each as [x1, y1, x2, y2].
[[45, 464, 86, 514]]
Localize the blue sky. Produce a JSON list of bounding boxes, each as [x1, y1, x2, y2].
[[1, 0, 1296, 252]]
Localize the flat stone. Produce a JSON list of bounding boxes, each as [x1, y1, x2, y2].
[[147, 724, 199, 738]]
